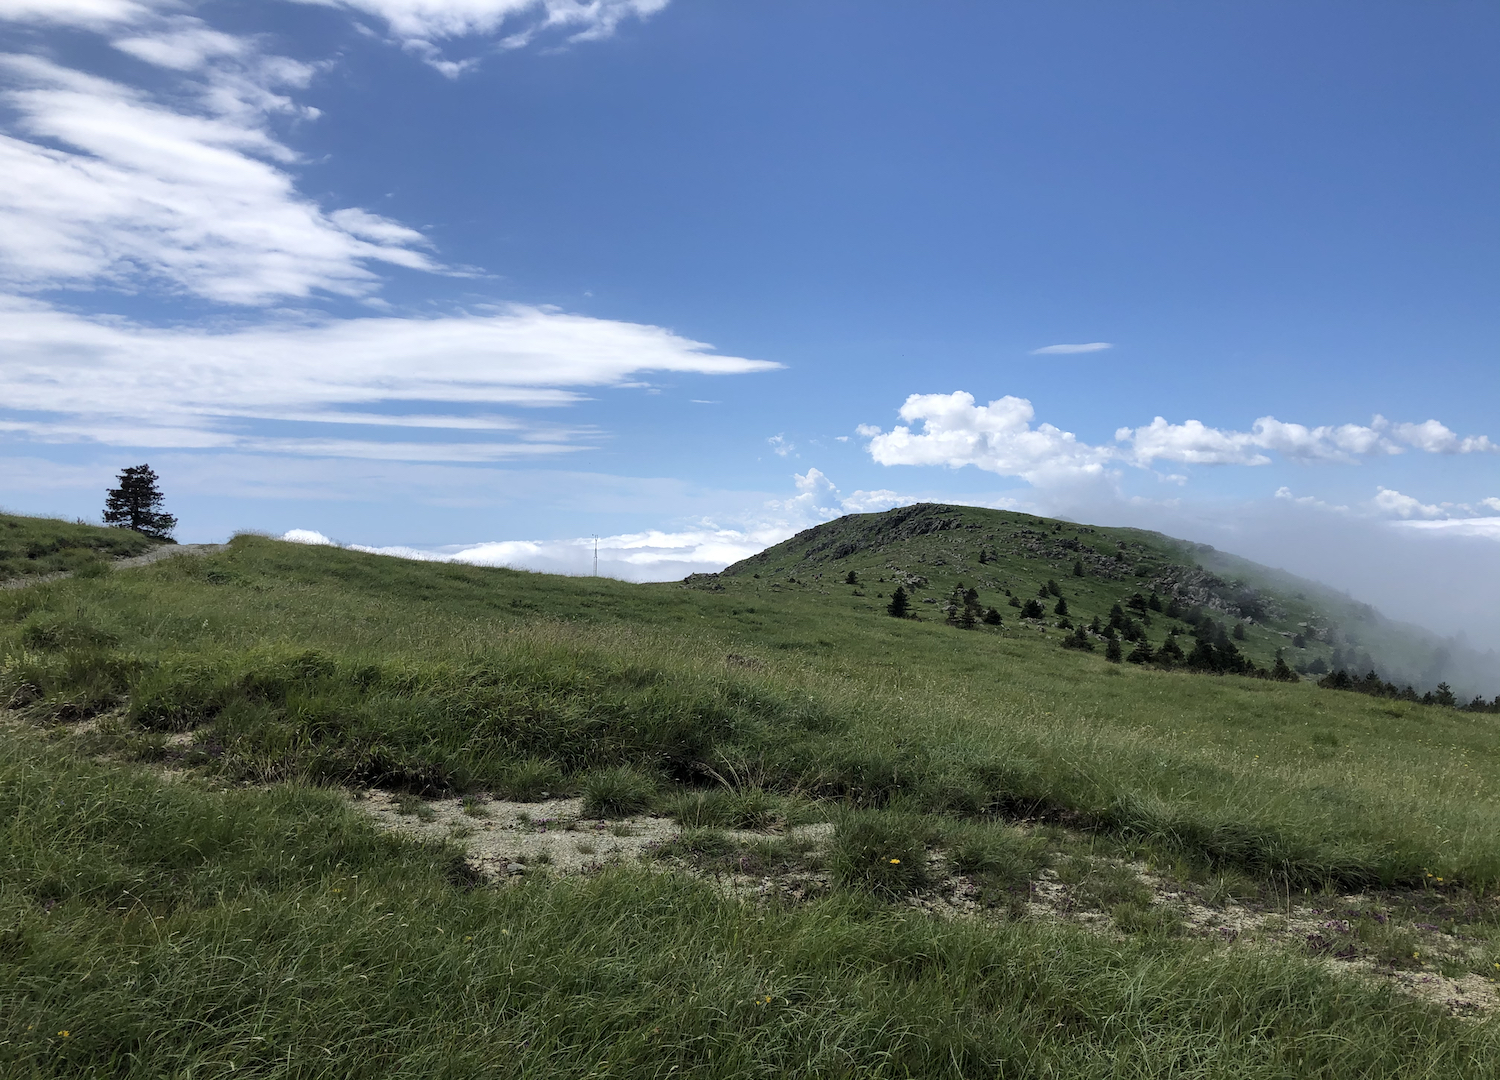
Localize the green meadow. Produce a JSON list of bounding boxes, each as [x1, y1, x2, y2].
[[3, 512, 1500, 1077]]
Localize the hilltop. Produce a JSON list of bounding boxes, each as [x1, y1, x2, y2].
[[697, 502, 1495, 699]]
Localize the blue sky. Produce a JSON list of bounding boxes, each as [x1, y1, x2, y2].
[[2, 1, 1498, 634]]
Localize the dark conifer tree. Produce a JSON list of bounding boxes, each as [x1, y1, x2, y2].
[[1062, 625, 1094, 651], [1155, 636, 1184, 666], [1053, 597, 1068, 617], [983, 607, 1003, 626], [1126, 640, 1154, 664], [1232, 622, 1246, 641], [1271, 649, 1297, 682], [845, 570, 859, 585], [1435, 682, 1457, 707], [1072, 559, 1084, 577], [1105, 638, 1123, 663], [1046, 578, 1062, 597], [1292, 633, 1306, 649], [886, 585, 909, 618], [103, 464, 176, 540], [1021, 598, 1045, 619], [1165, 597, 1182, 619], [1148, 592, 1163, 612]]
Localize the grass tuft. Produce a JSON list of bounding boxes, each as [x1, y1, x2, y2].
[[580, 765, 657, 819]]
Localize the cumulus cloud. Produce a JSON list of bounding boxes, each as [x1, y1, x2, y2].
[[861, 392, 1114, 485], [1123, 417, 1268, 466], [1119, 415, 1403, 465], [0, 298, 779, 459], [282, 528, 340, 545], [1371, 487, 1446, 520], [767, 434, 794, 457], [1031, 342, 1112, 355], [858, 391, 1497, 492], [1119, 413, 1494, 467], [1390, 419, 1497, 455]]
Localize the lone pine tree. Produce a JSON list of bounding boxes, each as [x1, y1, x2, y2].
[[103, 464, 177, 541], [886, 585, 909, 618]]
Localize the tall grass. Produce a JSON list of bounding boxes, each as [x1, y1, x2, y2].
[[3, 533, 1500, 893], [3, 731, 1498, 1079]]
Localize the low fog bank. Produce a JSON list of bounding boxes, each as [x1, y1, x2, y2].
[[1107, 500, 1500, 697]]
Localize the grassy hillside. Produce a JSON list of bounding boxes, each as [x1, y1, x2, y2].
[[0, 512, 157, 583], [716, 502, 1496, 697], [3, 514, 1500, 1076]]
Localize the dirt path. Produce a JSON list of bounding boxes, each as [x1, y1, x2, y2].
[[1, 543, 228, 590]]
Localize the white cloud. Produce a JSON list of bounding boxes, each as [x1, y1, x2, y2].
[[1030, 342, 1112, 355], [1122, 417, 1268, 466], [1371, 486, 1446, 520], [0, 0, 162, 27], [1119, 413, 1488, 466], [839, 488, 912, 513], [283, 528, 340, 546], [0, 298, 779, 459], [1390, 419, 1497, 455], [0, 51, 439, 304], [280, 465, 918, 580], [1393, 518, 1500, 541], [292, 0, 669, 73], [860, 392, 1496, 489], [862, 391, 1114, 486], [113, 21, 252, 71], [1273, 485, 1347, 512], [340, 526, 777, 581], [767, 434, 794, 457]]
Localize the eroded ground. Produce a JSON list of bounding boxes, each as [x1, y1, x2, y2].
[[14, 707, 1500, 1019]]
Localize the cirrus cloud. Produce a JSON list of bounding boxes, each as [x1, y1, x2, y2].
[[1030, 342, 1112, 355], [0, 298, 780, 459], [0, 51, 439, 304]]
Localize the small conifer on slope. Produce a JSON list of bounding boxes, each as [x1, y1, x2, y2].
[[103, 464, 176, 541]]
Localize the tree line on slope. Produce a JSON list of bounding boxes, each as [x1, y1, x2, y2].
[[881, 575, 1497, 711]]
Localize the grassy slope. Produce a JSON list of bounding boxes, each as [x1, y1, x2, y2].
[[720, 502, 1485, 692], [3, 519, 1500, 1075], [0, 513, 156, 582]]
